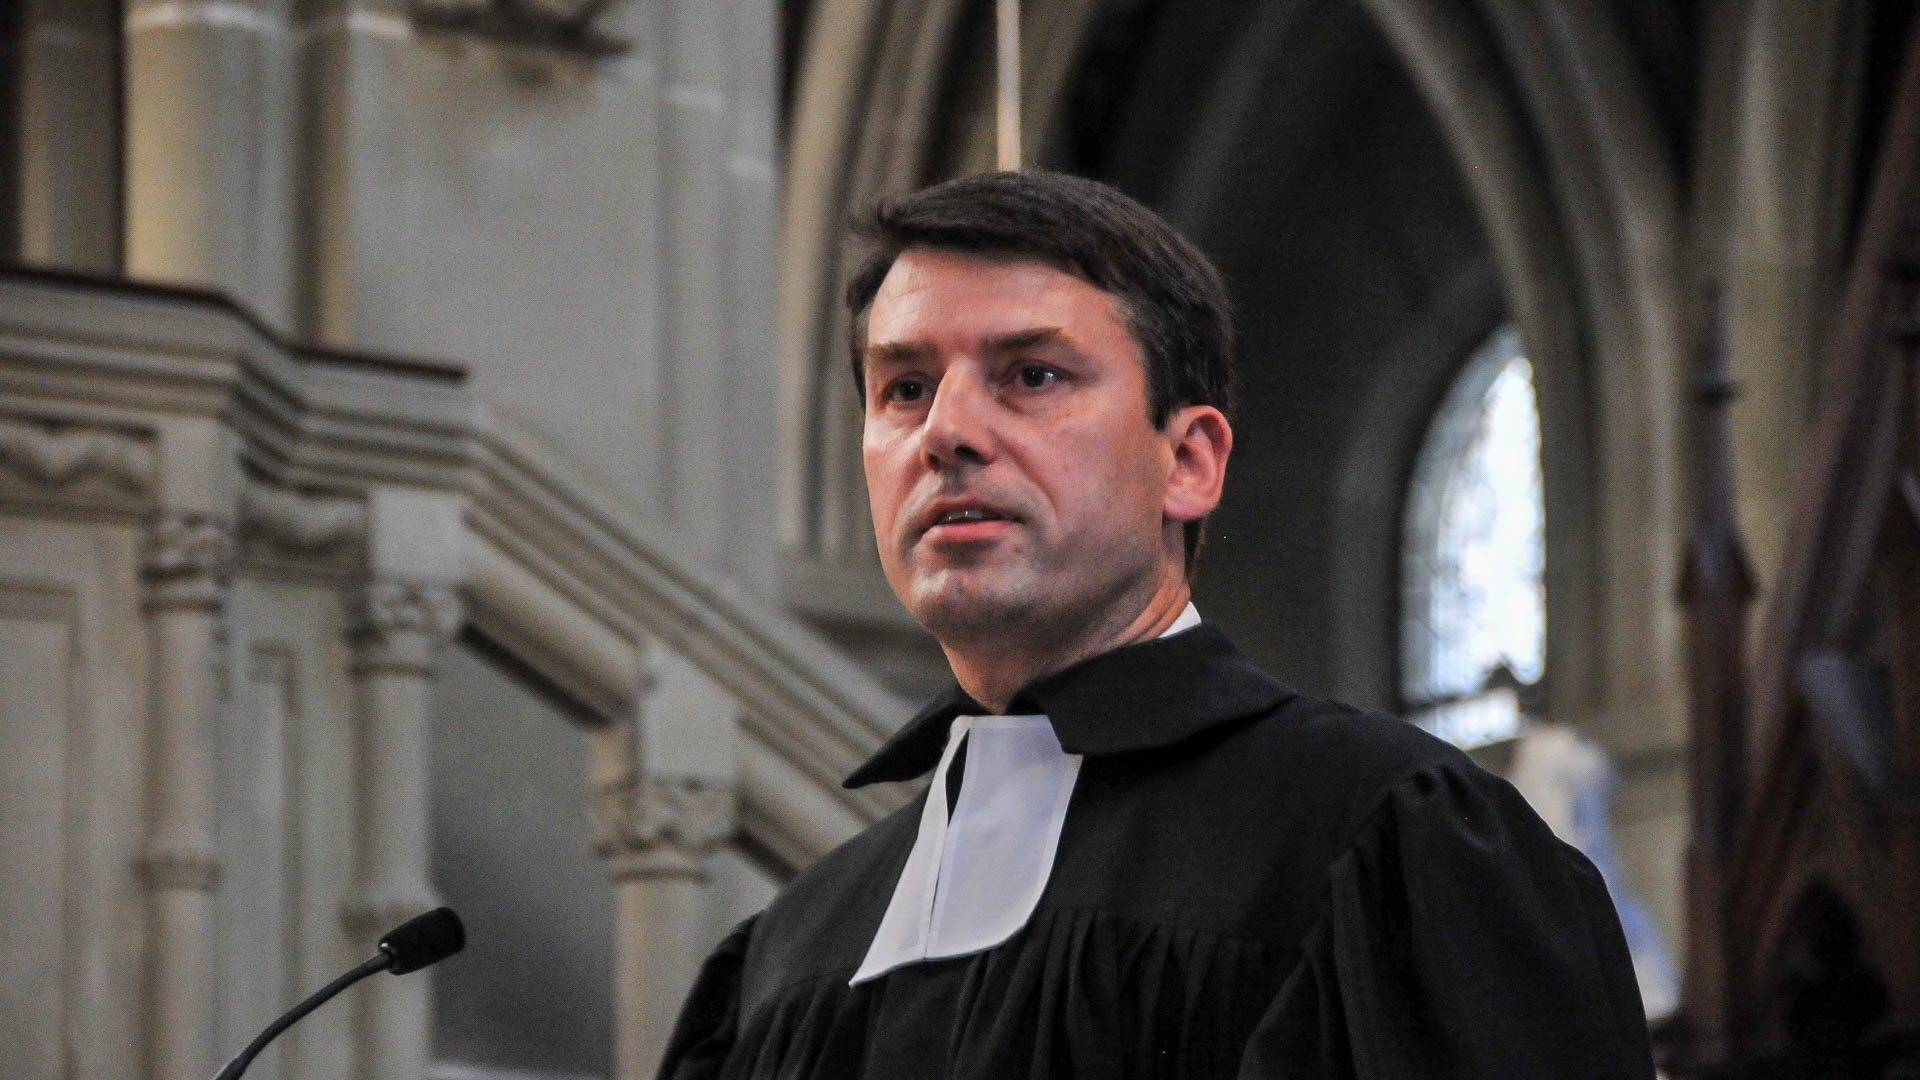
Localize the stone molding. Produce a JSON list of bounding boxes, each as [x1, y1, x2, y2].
[[141, 510, 234, 612], [239, 480, 368, 553], [468, 414, 908, 842], [0, 412, 156, 494], [592, 771, 734, 879], [348, 579, 464, 673]]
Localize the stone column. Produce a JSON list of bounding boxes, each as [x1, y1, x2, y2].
[[591, 714, 733, 1080], [17, 0, 121, 270], [122, 0, 297, 323], [1724, 1, 1870, 585], [139, 509, 232, 1080], [343, 578, 462, 1080]]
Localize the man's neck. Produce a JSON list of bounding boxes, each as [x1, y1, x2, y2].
[[944, 585, 1193, 713]]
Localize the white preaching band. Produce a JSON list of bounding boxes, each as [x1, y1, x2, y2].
[[852, 602, 1204, 984]]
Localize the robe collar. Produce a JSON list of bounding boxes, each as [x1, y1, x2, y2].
[[843, 621, 1294, 789]]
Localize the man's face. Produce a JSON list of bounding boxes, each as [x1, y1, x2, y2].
[[860, 249, 1182, 647]]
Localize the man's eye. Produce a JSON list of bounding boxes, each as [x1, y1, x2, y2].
[[884, 379, 928, 403], [1016, 366, 1057, 389]]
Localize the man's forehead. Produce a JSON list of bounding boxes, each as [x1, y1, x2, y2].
[[865, 250, 1126, 349], [873, 247, 1093, 297]]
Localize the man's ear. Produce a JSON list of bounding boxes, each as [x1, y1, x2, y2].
[[1163, 405, 1232, 523]]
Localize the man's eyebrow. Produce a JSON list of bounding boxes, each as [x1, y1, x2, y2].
[[865, 341, 933, 367], [982, 327, 1066, 353], [865, 327, 1070, 368]]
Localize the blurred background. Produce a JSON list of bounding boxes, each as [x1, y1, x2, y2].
[[3, 1, 1917, 1077]]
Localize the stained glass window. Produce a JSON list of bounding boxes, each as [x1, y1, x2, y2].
[[1401, 327, 1545, 747]]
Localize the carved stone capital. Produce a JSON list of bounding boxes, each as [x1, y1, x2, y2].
[[138, 842, 221, 892], [592, 772, 733, 879], [348, 579, 463, 673], [239, 480, 368, 554], [141, 510, 233, 611], [0, 412, 156, 496]]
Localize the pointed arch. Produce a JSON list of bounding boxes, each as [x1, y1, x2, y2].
[[1355, 0, 1686, 749]]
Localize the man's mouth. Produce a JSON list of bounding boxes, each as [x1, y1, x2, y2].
[[919, 502, 1018, 541], [936, 508, 1007, 525]]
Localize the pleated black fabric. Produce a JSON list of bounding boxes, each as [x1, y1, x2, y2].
[[659, 625, 1655, 1079]]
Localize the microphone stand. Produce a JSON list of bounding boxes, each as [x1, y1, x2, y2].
[[210, 906, 465, 1080], [211, 953, 391, 1080]]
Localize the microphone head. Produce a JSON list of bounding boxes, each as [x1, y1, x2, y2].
[[378, 907, 466, 975]]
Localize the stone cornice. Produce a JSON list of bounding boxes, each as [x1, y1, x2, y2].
[[0, 412, 157, 494], [0, 271, 474, 494]]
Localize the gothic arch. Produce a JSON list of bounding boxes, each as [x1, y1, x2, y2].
[[1354, 0, 1687, 746]]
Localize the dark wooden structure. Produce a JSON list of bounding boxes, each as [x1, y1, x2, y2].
[[1660, 18, 1920, 1080]]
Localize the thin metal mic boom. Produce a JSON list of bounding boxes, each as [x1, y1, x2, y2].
[[211, 907, 466, 1080]]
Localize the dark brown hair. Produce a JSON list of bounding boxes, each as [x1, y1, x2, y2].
[[844, 169, 1237, 571]]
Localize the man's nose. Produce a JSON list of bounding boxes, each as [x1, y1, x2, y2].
[[919, 367, 998, 469]]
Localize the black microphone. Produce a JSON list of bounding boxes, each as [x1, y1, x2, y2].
[[212, 907, 466, 1080]]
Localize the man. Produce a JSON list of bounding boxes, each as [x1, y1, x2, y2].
[[660, 170, 1654, 1078]]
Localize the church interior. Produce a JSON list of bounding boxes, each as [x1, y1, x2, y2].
[[1, 0, 1916, 1077]]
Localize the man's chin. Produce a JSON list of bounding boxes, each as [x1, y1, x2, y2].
[[900, 574, 1043, 640]]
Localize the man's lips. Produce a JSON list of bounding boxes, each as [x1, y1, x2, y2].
[[922, 518, 1016, 542], [916, 500, 1020, 542]]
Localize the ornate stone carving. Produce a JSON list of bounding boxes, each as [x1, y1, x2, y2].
[[411, 0, 630, 57], [0, 413, 156, 493], [356, 580, 465, 637], [592, 771, 733, 877], [348, 579, 464, 672], [141, 511, 233, 611], [239, 480, 368, 552]]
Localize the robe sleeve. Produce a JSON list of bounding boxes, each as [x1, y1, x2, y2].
[[1237, 762, 1655, 1079], [656, 915, 757, 1080]]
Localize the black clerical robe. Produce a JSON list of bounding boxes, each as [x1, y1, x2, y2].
[[659, 623, 1655, 1079]]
